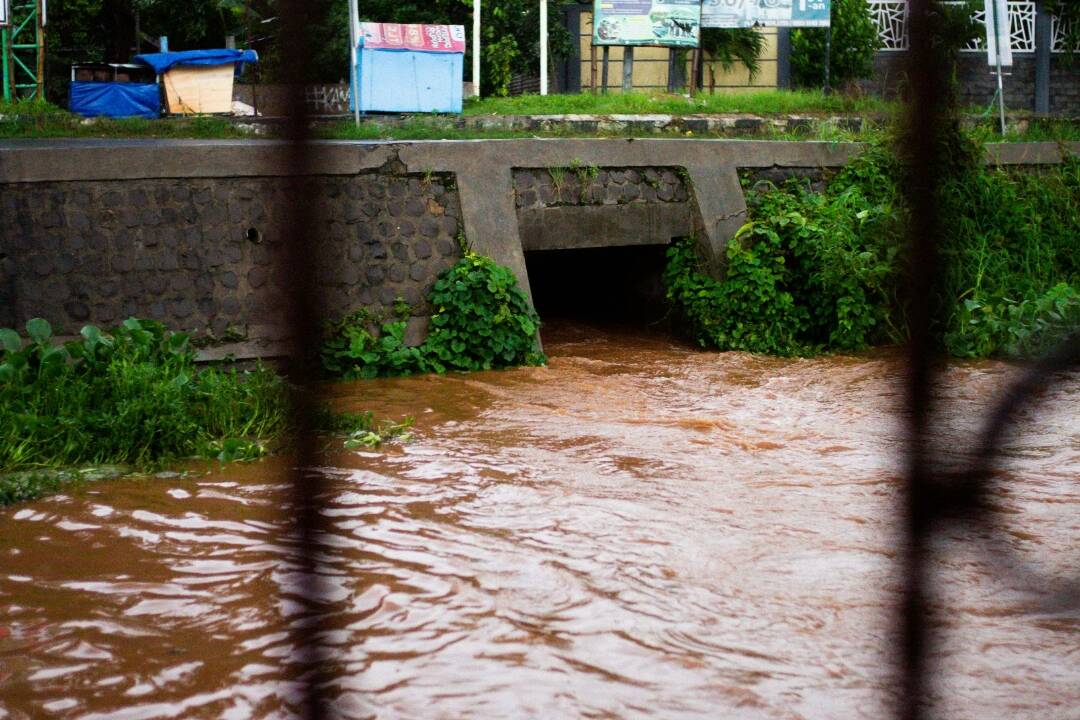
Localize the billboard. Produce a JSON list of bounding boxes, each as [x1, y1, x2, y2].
[[702, 0, 830, 29], [593, 0, 702, 47], [0, 0, 8, 26]]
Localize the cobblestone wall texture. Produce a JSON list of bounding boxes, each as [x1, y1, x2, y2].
[[513, 166, 691, 209], [0, 174, 463, 335]]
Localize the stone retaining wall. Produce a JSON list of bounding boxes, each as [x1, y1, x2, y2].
[[0, 173, 463, 337]]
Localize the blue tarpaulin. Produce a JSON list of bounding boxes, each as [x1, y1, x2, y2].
[[133, 49, 258, 75], [69, 81, 161, 119]]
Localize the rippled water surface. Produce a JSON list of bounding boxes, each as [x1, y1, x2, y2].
[[1, 324, 1078, 719]]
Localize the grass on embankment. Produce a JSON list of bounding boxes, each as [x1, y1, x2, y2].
[[0, 317, 409, 505], [462, 90, 896, 116], [0, 99, 249, 139], [322, 116, 1080, 144], [4, 95, 1078, 143], [0, 318, 289, 471]]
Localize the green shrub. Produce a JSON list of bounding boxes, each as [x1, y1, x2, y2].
[[666, 142, 1079, 359], [321, 252, 545, 379], [424, 252, 544, 372], [933, 145, 1080, 356], [667, 147, 904, 356], [792, 0, 880, 89], [320, 307, 426, 380], [0, 318, 289, 471]]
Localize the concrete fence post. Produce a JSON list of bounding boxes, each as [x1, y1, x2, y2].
[[1034, 1, 1051, 114]]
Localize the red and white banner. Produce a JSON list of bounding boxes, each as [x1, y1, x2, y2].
[[360, 23, 466, 53]]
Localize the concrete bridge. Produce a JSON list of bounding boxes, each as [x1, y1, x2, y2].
[[1, 138, 1074, 354]]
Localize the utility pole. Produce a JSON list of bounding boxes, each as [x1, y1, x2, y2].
[[823, 27, 831, 95], [348, 0, 360, 124], [473, 0, 481, 98], [539, 0, 548, 95]]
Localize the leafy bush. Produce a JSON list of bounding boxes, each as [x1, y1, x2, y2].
[[0, 318, 290, 471], [666, 148, 903, 356], [666, 142, 1080, 359], [321, 307, 425, 380], [933, 142, 1080, 356], [321, 252, 545, 378], [424, 252, 545, 372], [792, 0, 881, 89], [945, 284, 1080, 358]]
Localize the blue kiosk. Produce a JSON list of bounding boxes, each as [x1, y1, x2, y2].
[[352, 23, 466, 114]]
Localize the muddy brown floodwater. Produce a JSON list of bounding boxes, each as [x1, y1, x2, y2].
[[0, 323, 1077, 719]]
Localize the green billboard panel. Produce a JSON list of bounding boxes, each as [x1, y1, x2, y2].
[[702, 0, 831, 29], [593, 0, 702, 47]]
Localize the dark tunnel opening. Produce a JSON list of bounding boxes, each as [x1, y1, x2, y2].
[[524, 243, 674, 331]]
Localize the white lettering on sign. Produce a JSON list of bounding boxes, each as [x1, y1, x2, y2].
[[426, 25, 453, 50]]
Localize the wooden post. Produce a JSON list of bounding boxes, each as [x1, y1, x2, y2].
[[601, 45, 609, 94], [622, 46, 633, 92], [36, 0, 45, 99], [590, 44, 597, 94], [689, 48, 699, 97]]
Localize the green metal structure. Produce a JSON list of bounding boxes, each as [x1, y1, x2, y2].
[[1, 0, 45, 102]]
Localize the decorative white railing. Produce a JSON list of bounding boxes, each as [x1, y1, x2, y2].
[[870, 0, 909, 50], [960, 1, 1036, 52], [869, 0, 1065, 53], [1051, 12, 1077, 53]]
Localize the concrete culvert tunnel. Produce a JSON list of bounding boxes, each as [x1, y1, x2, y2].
[[524, 243, 675, 328]]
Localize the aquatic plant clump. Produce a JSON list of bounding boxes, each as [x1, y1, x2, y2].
[[666, 144, 1080, 358], [321, 252, 545, 379], [0, 318, 290, 473]]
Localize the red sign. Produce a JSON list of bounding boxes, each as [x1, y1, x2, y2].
[[361, 23, 466, 53]]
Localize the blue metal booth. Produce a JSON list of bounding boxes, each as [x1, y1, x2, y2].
[[352, 23, 465, 114]]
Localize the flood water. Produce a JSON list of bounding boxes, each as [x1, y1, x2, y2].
[[1, 323, 1077, 719]]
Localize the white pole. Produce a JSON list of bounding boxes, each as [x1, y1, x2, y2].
[[473, 0, 481, 98], [985, 0, 1009, 136], [348, 0, 360, 124], [992, 0, 1006, 135], [540, 0, 548, 96]]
